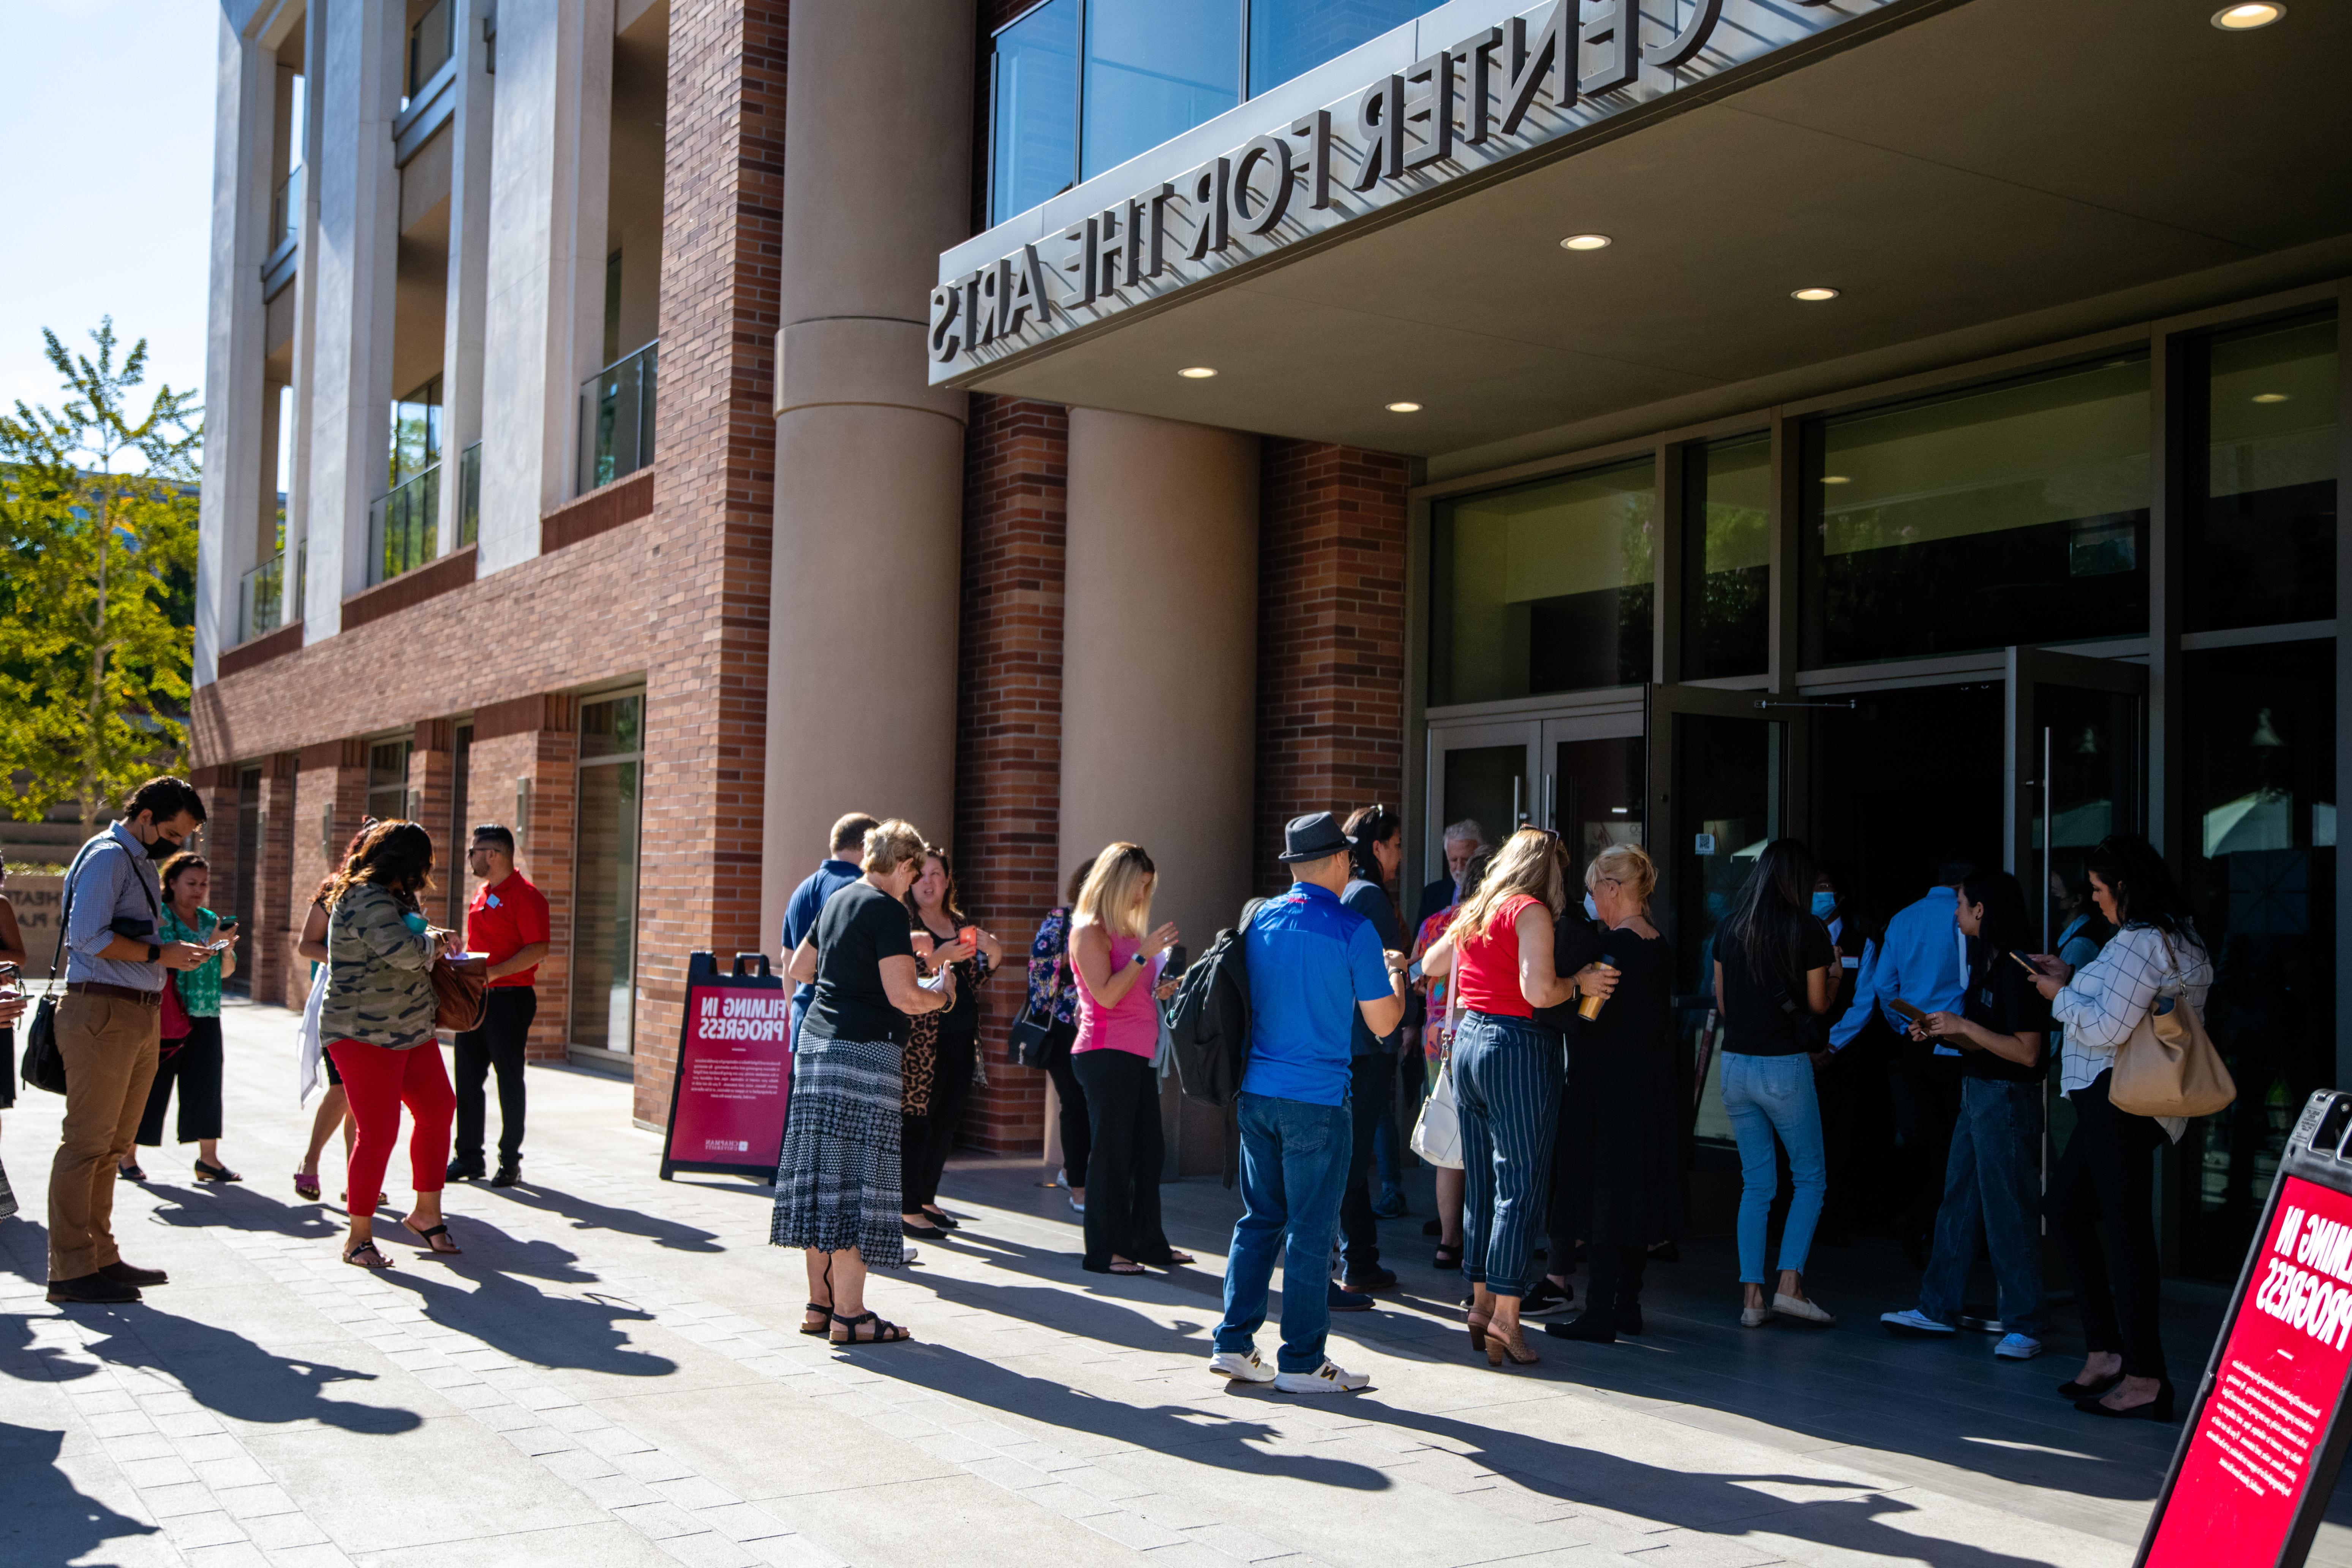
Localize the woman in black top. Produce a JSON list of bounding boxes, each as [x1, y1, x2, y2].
[[1881, 870, 2050, 1357], [901, 849, 1003, 1240], [1713, 838, 1839, 1328], [774, 820, 952, 1346], [1548, 844, 1680, 1344]]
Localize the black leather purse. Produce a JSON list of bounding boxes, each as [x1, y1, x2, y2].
[[1006, 952, 1075, 1069], [21, 839, 117, 1097]]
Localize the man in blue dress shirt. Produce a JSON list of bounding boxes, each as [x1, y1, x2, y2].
[[779, 813, 877, 1048]]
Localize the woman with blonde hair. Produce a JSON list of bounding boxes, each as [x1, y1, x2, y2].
[[1069, 843, 1189, 1275], [1421, 828, 1609, 1366], [1547, 844, 1680, 1344], [775, 820, 953, 1345]]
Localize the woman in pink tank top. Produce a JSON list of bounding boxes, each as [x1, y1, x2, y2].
[[1069, 842, 1191, 1275]]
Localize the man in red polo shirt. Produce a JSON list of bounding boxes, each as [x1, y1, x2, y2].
[[448, 824, 550, 1187]]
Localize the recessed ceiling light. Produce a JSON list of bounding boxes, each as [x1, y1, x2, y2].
[[1560, 234, 1612, 251], [2212, 2, 2284, 29], [2252, 392, 2291, 403], [1386, 401, 1423, 413], [1792, 286, 1841, 302], [1821, 475, 1852, 485], [1177, 366, 1218, 379]]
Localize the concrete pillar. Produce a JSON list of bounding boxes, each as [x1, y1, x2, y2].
[[479, 0, 613, 572], [1058, 409, 1262, 973], [436, 0, 498, 558], [302, 0, 405, 632], [194, 11, 271, 683], [252, 753, 299, 1008], [284, 17, 326, 624], [759, 0, 975, 954]]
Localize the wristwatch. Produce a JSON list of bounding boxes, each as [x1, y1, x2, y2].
[[1406, 959, 1424, 985], [1132, 951, 1149, 967], [146, 942, 162, 963]]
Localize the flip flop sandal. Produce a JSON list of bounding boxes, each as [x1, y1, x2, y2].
[[800, 1302, 834, 1337], [1106, 1261, 1148, 1276], [294, 1171, 322, 1201], [117, 1164, 147, 1182], [343, 1239, 395, 1269], [400, 1218, 463, 1255], [828, 1310, 910, 1345]]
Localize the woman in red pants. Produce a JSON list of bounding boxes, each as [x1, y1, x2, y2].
[[319, 821, 461, 1267]]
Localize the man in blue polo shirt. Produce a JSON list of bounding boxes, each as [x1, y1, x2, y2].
[[1211, 813, 1406, 1394], [779, 813, 877, 1046]]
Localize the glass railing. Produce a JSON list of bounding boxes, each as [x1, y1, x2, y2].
[[579, 341, 657, 495], [368, 466, 441, 585], [407, 0, 455, 103], [270, 165, 303, 253], [458, 441, 481, 547], [234, 539, 307, 644]]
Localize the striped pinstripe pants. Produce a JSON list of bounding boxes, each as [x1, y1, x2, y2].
[[1452, 1011, 1563, 1300]]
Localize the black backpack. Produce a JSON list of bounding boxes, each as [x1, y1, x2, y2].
[[1166, 898, 1264, 1108]]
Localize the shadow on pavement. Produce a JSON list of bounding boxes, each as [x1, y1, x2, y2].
[[0, 1313, 98, 1383], [139, 1178, 343, 1241], [471, 1180, 724, 1253], [76, 1306, 423, 1435], [0, 1422, 159, 1562], [380, 1258, 678, 1379]]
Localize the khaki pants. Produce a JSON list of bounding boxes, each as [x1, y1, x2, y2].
[[48, 992, 161, 1281]]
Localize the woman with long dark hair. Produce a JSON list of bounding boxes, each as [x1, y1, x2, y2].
[[2030, 835, 2211, 1419], [1880, 870, 2050, 1359], [127, 852, 242, 1182], [321, 821, 461, 1268], [295, 820, 376, 1202], [1713, 838, 1838, 1328], [900, 849, 1001, 1239]]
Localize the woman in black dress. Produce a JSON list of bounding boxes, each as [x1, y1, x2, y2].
[[1549, 843, 1682, 1344], [901, 850, 1002, 1240]]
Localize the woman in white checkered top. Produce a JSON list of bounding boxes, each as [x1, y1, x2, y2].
[[2025, 835, 2211, 1423]]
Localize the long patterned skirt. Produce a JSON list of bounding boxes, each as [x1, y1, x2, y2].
[[770, 1034, 905, 1268]]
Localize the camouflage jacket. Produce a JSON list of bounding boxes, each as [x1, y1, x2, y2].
[[322, 883, 439, 1048]]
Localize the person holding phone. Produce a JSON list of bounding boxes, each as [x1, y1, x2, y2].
[[899, 849, 1000, 1239], [1879, 871, 2050, 1359], [1068, 843, 1188, 1276], [127, 852, 242, 1183]]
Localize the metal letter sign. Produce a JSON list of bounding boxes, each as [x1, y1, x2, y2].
[[931, 0, 1887, 384]]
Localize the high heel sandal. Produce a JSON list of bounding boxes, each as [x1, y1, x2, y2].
[[1486, 1325, 1540, 1368], [1466, 1310, 1489, 1354]]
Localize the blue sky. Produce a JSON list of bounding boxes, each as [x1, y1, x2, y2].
[[2, 2, 217, 455]]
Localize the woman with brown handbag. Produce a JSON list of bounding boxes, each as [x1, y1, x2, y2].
[[2027, 835, 2213, 1423]]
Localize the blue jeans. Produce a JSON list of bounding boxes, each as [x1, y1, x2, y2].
[[1721, 1052, 1827, 1285], [1918, 1077, 2044, 1336], [1216, 1091, 1353, 1374], [1452, 1012, 1560, 1300]]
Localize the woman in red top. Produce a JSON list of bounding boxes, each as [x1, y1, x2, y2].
[[1423, 829, 1611, 1368]]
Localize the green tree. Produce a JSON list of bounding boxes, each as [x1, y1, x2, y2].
[[0, 319, 201, 826]]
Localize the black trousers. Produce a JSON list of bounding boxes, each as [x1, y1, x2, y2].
[[137, 1017, 223, 1146], [454, 989, 538, 1170], [1072, 1049, 1171, 1271], [1338, 1053, 1392, 1278], [2048, 1069, 2170, 1378], [902, 1035, 975, 1213], [1890, 1051, 1965, 1242], [1587, 1242, 1649, 1312], [1044, 1041, 1092, 1189]]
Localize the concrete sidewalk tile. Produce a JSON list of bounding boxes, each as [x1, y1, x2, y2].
[[652, 1528, 762, 1568], [260, 1544, 360, 1568], [86, 1410, 162, 1438], [505, 1424, 584, 1457], [158, 1508, 250, 1547], [1139, 1544, 1251, 1568], [580, 1425, 659, 1457], [549, 1405, 621, 1434], [154, 1411, 229, 1438], [649, 1475, 740, 1511], [612, 1501, 711, 1540], [1022, 1481, 1123, 1520], [212, 1481, 300, 1517], [139, 1479, 227, 1517], [1080, 1508, 1194, 1551], [695, 1503, 793, 1543], [193, 1456, 278, 1492], [961, 1454, 1053, 1490], [614, 1447, 700, 1484], [182, 1542, 272, 1568], [1184, 1524, 1304, 1562], [118, 1454, 200, 1487], [542, 1448, 626, 1484], [241, 1510, 334, 1549], [103, 1432, 185, 1464], [171, 1432, 246, 1464]]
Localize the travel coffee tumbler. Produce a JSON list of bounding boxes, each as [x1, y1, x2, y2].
[[1577, 959, 1617, 1021]]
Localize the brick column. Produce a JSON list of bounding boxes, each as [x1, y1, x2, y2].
[[410, 719, 460, 926], [469, 695, 579, 1062], [253, 752, 299, 1007], [288, 740, 370, 1007], [952, 395, 1069, 1155], [1253, 440, 1412, 894], [191, 764, 242, 912]]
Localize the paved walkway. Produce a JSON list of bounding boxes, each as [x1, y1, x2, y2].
[[1, 998, 2343, 1568]]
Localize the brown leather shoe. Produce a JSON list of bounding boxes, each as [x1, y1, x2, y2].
[[99, 1261, 169, 1287], [47, 1272, 141, 1304]]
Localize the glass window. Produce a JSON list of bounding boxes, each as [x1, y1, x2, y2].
[[2191, 314, 2338, 633], [1681, 435, 1770, 680], [991, 0, 1080, 225], [366, 740, 411, 824], [1802, 356, 2150, 668], [1081, 0, 1241, 182], [1431, 458, 1655, 706], [1442, 744, 1525, 842], [390, 374, 443, 489], [1248, 0, 1428, 95], [1555, 736, 1643, 871], [2180, 639, 2336, 1279], [573, 695, 645, 1056]]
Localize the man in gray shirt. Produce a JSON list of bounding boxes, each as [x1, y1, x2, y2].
[[49, 776, 210, 1304]]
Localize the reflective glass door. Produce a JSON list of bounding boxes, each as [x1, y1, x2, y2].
[[1425, 722, 1535, 890], [1540, 714, 1645, 871], [2006, 646, 2148, 945]]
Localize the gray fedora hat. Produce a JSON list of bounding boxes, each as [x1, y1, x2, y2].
[[1278, 811, 1353, 863]]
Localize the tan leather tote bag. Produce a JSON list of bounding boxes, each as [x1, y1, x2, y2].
[[2108, 934, 2236, 1119]]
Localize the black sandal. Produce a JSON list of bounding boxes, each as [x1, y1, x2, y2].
[[118, 1163, 147, 1182], [400, 1218, 462, 1255], [828, 1310, 910, 1345], [194, 1160, 243, 1183], [1434, 1243, 1462, 1270], [800, 1302, 833, 1337], [343, 1239, 395, 1269]]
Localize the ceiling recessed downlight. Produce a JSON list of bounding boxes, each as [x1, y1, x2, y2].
[[1386, 401, 1423, 413], [1821, 475, 1852, 485], [1560, 234, 1612, 251], [1177, 366, 1219, 379], [2211, 2, 2284, 28], [2252, 392, 2291, 403], [1792, 286, 1841, 302]]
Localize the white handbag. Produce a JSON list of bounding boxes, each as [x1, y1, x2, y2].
[[1409, 979, 1466, 1170], [297, 964, 328, 1104]]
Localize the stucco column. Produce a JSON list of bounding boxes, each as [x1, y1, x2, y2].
[[760, 0, 974, 953], [1058, 410, 1261, 964], [436, 0, 497, 556]]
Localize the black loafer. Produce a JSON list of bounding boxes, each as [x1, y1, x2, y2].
[[48, 1272, 140, 1304], [490, 1165, 522, 1188], [446, 1161, 485, 1182], [2058, 1370, 2124, 1399], [100, 1261, 169, 1287], [2076, 1381, 2175, 1421], [922, 1210, 961, 1231], [903, 1220, 946, 1241]]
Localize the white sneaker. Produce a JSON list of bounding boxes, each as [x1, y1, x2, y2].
[[1209, 1349, 1276, 1383], [1773, 1292, 1835, 1326], [1740, 1304, 1772, 1328], [903, 1243, 920, 1263], [1993, 1333, 2044, 1361], [1880, 1308, 1957, 1336], [1273, 1361, 1369, 1394]]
